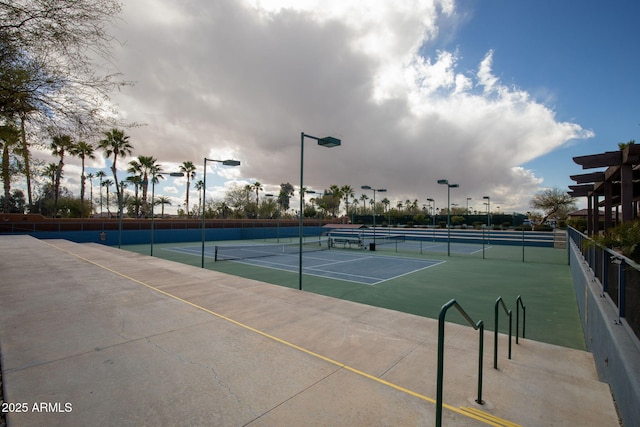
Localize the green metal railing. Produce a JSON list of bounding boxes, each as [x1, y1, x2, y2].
[[436, 299, 484, 427], [494, 297, 513, 369], [516, 295, 526, 344]]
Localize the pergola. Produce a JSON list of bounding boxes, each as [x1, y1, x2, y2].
[[569, 144, 640, 235]]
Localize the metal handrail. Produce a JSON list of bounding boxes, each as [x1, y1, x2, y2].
[[516, 295, 526, 344], [494, 297, 513, 369], [436, 299, 484, 427]]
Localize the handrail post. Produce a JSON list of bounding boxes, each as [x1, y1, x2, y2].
[[493, 297, 513, 369], [477, 320, 484, 405], [516, 295, 526, 344], [436, 299, 484, 427]]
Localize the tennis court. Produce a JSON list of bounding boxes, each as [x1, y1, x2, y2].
[[166, 240, 444, 285]]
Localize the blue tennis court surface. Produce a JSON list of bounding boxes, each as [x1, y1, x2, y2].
[[166, 244, 444, 285]]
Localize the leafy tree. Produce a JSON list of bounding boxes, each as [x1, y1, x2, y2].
[[0, 189, 25, 213], [0, 124, 20, 212], [278, 182, 295, 211], [1, 1, 130, 209], [529, 187, 576, 223]]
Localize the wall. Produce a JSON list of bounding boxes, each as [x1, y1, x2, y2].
[[5, 226, 320, 246], [570, 241, 640, 427]]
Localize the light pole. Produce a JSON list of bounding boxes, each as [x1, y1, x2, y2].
[[299, 132, 341, 291], [361, 186, 386, 249], [201, 158, 240, 268], [150, 172, 184, 256], [427, 198, 435, 226], [483, 196, 491, 227], [438, 179, 459, 256]]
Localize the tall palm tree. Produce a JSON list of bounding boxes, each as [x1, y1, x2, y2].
[[340, 185, 354, 220], [328, 185, 342, 218], [86, 172, 95, 216], [102, 178, 114, 216], [138, 156, 161, 217], [155, 196, 172, 218], [98, 129, 134, 217], [253, 181, 263, 206], [179, 161, 197, 217], [359, 193, 369, 214], [95, 170, 107, 215], [127, 159, 142, 217], [50, 134, 74, 217], [195, 180, 204, 216], [43, 163, 58, 191], [70, 140, 95, 218]]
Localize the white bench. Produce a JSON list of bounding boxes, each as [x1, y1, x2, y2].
[[330, 236, 363, 249]]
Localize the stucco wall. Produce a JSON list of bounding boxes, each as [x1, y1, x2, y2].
[[570, 242, 640, 426]]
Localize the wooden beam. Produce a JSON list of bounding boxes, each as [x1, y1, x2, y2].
[[569, 172, 605, 183], [573, 151, 621, 169]]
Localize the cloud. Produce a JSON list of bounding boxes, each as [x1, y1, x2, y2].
[[88, 0, 593, 213]]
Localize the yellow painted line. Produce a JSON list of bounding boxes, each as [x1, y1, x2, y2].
[[459, 406, 522, 427], [48, 242, 519, 426]]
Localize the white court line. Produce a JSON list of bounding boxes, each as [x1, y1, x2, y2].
[[235, 253, 446, 286]]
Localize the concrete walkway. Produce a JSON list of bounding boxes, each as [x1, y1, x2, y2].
[[0, 236, 620, 426]]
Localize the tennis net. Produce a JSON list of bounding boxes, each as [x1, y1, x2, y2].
[[214, 240, 329, 261], [362, 234, 406, 246]]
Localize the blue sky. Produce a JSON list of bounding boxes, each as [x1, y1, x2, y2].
[[38, 0, 639, 215], [451, 0, 639, 199]]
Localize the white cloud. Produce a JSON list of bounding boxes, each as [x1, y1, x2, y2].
[[43, 0, 592, 214]]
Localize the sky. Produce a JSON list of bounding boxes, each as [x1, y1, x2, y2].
[[37, 0, 640, 216]]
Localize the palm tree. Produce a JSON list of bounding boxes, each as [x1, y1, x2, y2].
[[359, 193, 369, 214], [179, 161, 197, 217], [98, 129, 134, 217], [50, 134, 74, 217], [95, 170, 107, 216], [340, 185, 354, 220], [253, 181, 263, 206], [102, 178, 114, 216], [70, 140, 95, 218], [253, 181, 263, 217], [195, 180, 204, 216], [382, 198, 390, 214], [155, 195, 172, 218], [86, 172, 95, 216], [138, 156, 161, 217], [126, 159, 143, 217], [43, 163, 58, 191], [328, 184, 342, 217]]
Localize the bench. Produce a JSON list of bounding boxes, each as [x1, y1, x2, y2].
[[330, 236, 363, 249]]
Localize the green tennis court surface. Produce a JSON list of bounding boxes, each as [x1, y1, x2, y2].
[[123, 238, 584, 350]]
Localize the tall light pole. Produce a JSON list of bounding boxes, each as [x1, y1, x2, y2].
[[438, 179, 459, 256], [361, 186, 386, 248], [201, 158, 241, 268], [483, 196, 491, 227], [427, 198, 435, 226], [150, 172, 184, 256], [299, 132, 341, 291]]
